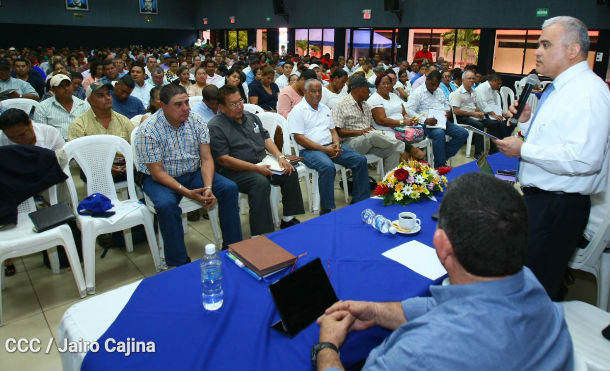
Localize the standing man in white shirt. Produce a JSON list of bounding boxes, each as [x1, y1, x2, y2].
[[496, 16, 610, 301]]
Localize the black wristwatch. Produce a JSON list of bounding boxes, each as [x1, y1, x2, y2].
[[311, 342, 339, 368]]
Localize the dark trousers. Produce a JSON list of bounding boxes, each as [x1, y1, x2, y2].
[[221, 169, 305, 236], [524, 190, 590, 300], [456, 116, 508, 155]]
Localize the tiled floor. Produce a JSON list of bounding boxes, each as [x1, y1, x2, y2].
[[0, 147, 600, 370]]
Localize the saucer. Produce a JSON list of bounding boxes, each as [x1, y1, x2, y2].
[[392, 220, 421, 235]]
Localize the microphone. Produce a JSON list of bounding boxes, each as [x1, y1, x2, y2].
[[509, 74, 540, 125]]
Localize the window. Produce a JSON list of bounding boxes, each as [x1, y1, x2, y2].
[[346, 28, 398, 63], [372, 29, 396, 64], [408, 28, 480, 68], [294, 28, 335, 58], [493, 29, 600, 74], [227, 30, 248, 50]]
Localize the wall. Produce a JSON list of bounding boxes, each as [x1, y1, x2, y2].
[[0, 0, 194, 29], [193, 0, 610, 30]]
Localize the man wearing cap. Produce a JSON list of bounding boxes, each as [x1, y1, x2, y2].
[[0, 58, 39, 101], [111, 75, 146, 119], [333, 75, 404, 171], [34, 74, 90, 141], [68, 81, 134, 144]]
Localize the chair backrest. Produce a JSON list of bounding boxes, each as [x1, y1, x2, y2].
[[257, 112, 291, 154], [243, 103, 264, 115], [16, 184, 59, 220], [514, 80, 524, 98], [526, 94, 539, 117], [500, 86, 515, 114], [2, 98, 40, 116], [63, 135, 137, 207], [188, 96, 203, 108], [130, 114, 145, 127], [130, 126, 142, 171]]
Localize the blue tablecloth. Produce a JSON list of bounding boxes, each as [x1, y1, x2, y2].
[[81, 154, 515, 371]]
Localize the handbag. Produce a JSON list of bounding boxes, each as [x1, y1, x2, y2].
[[394, 125, 425, 144]]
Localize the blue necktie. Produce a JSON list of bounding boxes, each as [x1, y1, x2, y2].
[[518, 83, 555, 180]]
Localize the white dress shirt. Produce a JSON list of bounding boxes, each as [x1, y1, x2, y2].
[[288, 99, 334, 150], [520, 61, 610, 195], [275, 74, 289, 91], [474, 81, 502, 116], [207, 74, 225, 88], [0, 122, 65, 150], [405, 84, 450, 124], [131, 82, 153, 108], [411, 75, 426, 90]]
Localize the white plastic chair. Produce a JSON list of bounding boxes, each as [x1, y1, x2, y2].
[[561, 301, 610, 371], [1, 98, 40, 116], [243, 103, 264, 115], [129, 128, 223, 266], [365, 154, 385, 178], [258, 112, 312, 214], [0, 185, 86, 325], [63, 135, 161, 294], [518, 94, 539, 136], [514, 80, 524, 98], [188, 96, 203, 108], [448, 95, 477, 158], [286, 120, 349, 213], [500, 86, 515, 115], [130, 114, 145, 127]]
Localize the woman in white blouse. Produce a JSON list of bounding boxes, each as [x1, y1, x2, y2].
[[368, 73, 425, 161], [394, 70, 411, 101], [320, 69, 348, 109]]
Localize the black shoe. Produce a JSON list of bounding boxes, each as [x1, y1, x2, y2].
[[280, 218, 301, 229], [187, 210, 201, 221], [4, 263, 15, 276], [320, 209, 332, 215]]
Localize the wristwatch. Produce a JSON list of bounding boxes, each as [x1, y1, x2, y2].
[[278, 155, 286, 160], [311, 342, 339, 367], [203, 186, 212, 191], [399, 119, 404, 126]]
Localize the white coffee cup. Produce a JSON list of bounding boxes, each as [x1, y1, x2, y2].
[[398, 212, 421, 230]]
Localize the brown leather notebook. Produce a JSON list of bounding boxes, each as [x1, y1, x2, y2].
[[228, 236, 296, 277]]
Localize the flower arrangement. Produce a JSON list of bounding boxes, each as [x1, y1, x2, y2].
[[374, 161, 449, 206]]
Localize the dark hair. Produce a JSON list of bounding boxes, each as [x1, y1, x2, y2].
[[0, 108, 30, 130], [330, 68, 347, 79], [487, 73, 502, 82], [427, 70, 442, 82], [160, 84, 187, 104], [202, 84, 219, 101], [299, 69, 317, 81], [225, 66, 247, 101], [70, 71, 84, 80], [384, 68, 396, 76], [283, 61, 294, 68], [102, 60, 115, 68], [260, 65, 274, 77], [438, 173, 528, 277], [146, 86, 161, 113], [398, 70, 408, 78], [452, 68, 463, 81], [130, 62, 145, 74], [117, 74, 135, 89], [217, 84, 239, 105], [178, 65, 190, 76], [205, 60, 217, 67]]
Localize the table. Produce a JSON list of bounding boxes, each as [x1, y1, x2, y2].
[[59, 154, 516, 371]]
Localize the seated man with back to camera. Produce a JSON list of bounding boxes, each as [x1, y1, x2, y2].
[[135, 84, 242, 266], [313, 172, 574, 371], [289, 78, 369, 215], [209, 85, 305, 236]]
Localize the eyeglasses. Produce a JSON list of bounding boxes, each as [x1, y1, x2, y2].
[[227, 99, 244, 109]]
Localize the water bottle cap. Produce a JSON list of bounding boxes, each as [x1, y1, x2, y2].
[[388, 226, 397, 234], [205, 244, 216, 255]]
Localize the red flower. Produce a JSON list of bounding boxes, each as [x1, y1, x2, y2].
[[437, 166, 452, 175], [374, 184, 391, 195], [394, 168, 408, 181]]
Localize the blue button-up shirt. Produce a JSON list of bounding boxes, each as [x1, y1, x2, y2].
[[192, 101, 219, 123], [358, 268, 573, 371]]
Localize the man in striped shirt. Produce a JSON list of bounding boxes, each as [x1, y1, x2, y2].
[[34, 74, 89, 140], [135, 84, 241, 266]]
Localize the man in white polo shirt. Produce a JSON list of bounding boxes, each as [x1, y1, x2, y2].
[[33, 73, 90, 140], [289, 78, 369, 215]]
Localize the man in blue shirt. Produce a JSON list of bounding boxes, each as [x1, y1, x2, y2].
[[111, 75, 146, 119], [192, 85, 220, 123], [314, 172, 574, 371]]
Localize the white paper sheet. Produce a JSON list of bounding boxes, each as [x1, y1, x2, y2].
[[257, 155, 284, 175], [427, 109, 447, 130], [382, 240, 447, 280], [105, 201, 141, 224]]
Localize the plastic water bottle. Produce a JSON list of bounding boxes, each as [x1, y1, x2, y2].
[[201, 244, 223, 311], [361, 209, 397, 234]]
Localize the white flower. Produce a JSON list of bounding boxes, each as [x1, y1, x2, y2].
[[415, 175, 425, 184], [402, 185, 413, 196]]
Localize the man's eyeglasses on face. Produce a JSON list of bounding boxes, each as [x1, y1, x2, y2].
[[227, 99, 244, 109]]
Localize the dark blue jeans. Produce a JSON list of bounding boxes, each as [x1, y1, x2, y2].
[[143, 170, 241, 266], [301, 145, 369, 210], [424, 121, 468, 167]]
